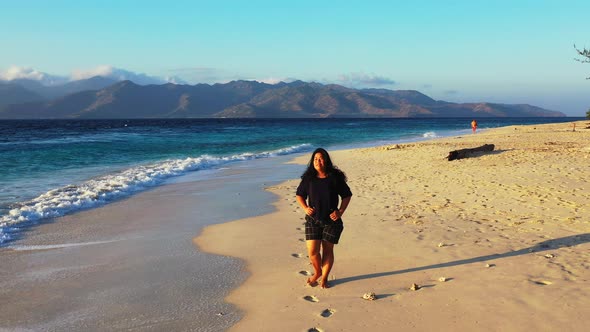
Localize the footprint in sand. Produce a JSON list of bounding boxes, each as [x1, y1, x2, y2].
[[320, 308, 335, 318], [299, 238, 305, 242], [307, 328, 323, 332], [299, 270, 312, 276], [296, 227, 303, 231], [303, 295, 319, 303], [531, 280, 553, 286], [292, 253, 303, 258]]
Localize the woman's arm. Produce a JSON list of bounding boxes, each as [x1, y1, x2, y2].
[[296, 195, 315, 216], [331, 196, 351, 220]]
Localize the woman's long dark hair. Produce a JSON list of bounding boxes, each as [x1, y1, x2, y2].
[[301, 148, 347, 182]]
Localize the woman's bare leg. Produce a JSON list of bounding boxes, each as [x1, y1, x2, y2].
[[320, 240, 334, 288], [306, 240, 322, 285]]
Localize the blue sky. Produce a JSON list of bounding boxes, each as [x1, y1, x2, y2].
[[1, 0, 589, 115]]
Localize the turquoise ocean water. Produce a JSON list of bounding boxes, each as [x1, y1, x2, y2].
[[0, 117, 582, 244]]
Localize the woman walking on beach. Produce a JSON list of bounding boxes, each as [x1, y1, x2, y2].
[[296, 148, 352, 289]]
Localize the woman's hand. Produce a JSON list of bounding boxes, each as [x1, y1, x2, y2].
[[331, 197, 351, 221], [330, 209, 342, 221], [296, 196, 315, 217]]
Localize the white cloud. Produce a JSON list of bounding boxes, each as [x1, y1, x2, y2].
[[70, 65, 168, 85], [164, 75, 189, 85], [167, 67, 234, 84], [335, 72, 396, 88], [252, 77, 299, 85], [70, 65, 114, 80], [0, 66, 44, 81], [1, 65, 172, 86], [254, 77, 283, 84], [0, 66, 68, 85], [166, 67, 285, 85]]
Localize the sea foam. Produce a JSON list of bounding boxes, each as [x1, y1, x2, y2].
[[0, 144, 311, 244]]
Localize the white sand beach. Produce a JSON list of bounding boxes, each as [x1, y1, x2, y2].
[[1, 120, 588, 331], [197, 120, 590, 331]]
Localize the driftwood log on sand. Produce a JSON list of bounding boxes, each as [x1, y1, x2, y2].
[[447, 144, 495, 161]]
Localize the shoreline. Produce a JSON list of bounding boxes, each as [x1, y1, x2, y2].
[[196, 120, 590, 331], [2, 117, 583, 241], [0, 156, 303, 331]]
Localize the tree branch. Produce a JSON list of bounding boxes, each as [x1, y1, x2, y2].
[[574, 44, 590, 62], [574, 44, 590, 79]]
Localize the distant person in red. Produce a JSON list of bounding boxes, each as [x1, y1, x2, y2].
[[471, 119, 478, 133]]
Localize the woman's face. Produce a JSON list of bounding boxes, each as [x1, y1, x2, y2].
[[313, 152, 326, 173]]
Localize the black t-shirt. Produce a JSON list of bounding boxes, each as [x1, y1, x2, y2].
[[296, 174, 352, 222]]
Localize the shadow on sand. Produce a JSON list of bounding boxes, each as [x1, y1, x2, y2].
[[334, 233, 590, 286]]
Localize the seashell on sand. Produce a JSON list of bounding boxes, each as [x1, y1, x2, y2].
[[362, 292, 377, 300], [410, 283, 420, 291]]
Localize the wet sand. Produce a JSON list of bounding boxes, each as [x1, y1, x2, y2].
[[0, 157, 301, 331]]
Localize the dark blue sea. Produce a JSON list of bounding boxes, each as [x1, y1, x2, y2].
[[0, 117, 582, 243]]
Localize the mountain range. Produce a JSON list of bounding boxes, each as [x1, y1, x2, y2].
[[0, 78, 566, 119]]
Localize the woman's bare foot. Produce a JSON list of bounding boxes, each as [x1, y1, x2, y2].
[[320, 279, 330, 289], [306, 274, 321, 287]]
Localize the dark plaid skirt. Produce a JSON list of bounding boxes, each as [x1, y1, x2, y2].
[[304, 215, 344, 244]]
